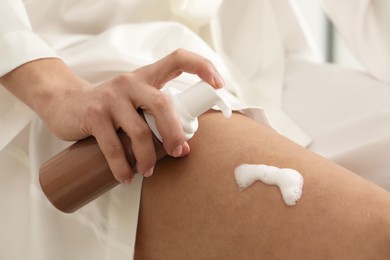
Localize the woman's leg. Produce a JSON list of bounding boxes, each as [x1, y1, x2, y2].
[[135, 111, 390, 259]]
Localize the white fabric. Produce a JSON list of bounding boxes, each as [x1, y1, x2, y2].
[[322, 0, 390, 85], [283, 59, 390, 191], [0, 0, 59, 75], [0, 0, 390, 259], [0, 0, 313, 148]]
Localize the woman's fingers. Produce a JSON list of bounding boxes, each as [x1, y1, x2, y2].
[[127, 81, 188, 158], [92, 117, 134, 184], [127, 49, 226, 157], [147, 91, 188, 157], [138, 49, 225, 89], [84, 49, 224, 183], [113, 100, 157, 177]]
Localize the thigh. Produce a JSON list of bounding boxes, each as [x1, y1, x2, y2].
[[135, 111, 390, 259]]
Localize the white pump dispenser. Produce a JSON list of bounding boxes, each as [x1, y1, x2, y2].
[[143, 81, 232, 141]]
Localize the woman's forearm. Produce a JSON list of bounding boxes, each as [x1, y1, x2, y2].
[[0, 58, 89, 122]]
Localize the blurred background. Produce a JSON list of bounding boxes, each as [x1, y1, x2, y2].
[[295, 0, 364, 71]]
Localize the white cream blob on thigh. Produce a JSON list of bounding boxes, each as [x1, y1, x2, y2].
[[234, 164, 304, 206]]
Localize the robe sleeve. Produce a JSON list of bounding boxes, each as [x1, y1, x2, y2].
[[0, 0, 58, 150], [0, 0, 59, 76], [322, 0, 390, 84]]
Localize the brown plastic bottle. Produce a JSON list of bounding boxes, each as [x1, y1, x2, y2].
[[39, 81, 232, 213], [39, 130, 166, 213]]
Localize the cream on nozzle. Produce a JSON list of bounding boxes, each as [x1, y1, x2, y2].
[[144, 81, 232, 141]]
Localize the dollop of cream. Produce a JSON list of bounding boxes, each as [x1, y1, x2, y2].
[[234, 164, 303, 206]]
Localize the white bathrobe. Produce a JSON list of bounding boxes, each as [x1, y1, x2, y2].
[[1, 0, 389, 259]]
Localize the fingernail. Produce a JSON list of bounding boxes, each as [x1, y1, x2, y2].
[[172, 144, 183, 157], [213, 70, 225, 88], [123, 177, 132, 185], [143, 167, 154, 178], [181, 142, 190, 157]]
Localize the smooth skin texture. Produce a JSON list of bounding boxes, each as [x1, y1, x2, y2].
[[0, 49, 224, 183], [135, 111, 390, 259]]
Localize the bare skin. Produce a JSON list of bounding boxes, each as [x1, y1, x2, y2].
[[135, 111, 390, 259]]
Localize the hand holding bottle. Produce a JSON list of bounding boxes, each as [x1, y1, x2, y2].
[[0, 49, 225, 184]]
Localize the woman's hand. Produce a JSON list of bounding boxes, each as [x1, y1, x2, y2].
[[0, 49, 224, 183]]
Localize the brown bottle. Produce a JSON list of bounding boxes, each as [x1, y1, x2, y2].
[[39, 81, 232, 213], [39, 130, 166, 213]]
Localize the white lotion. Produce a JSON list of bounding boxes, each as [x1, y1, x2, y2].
[[234, 164, 303, 206]]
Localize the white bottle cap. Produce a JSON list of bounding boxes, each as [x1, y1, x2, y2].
[[144, 81, 232, 142]]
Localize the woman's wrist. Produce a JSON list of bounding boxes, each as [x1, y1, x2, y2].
[[0, 58, 90, 121]]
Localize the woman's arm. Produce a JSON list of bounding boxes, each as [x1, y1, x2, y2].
[[0, 49, 225, 183]]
